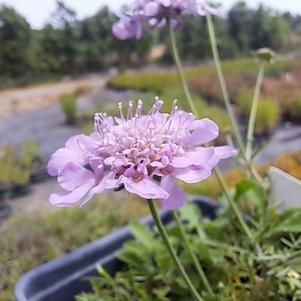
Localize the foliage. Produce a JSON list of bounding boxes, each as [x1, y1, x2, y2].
[[0, 194, 147, 301], [288, 96, 301, 122], [108, 59, 292, 94], [77, 181, 301, 301], [0, 1, 300, 87], [237, 92, 280, 134], [60, 94, 78, 124], [108, 59, 258, 93], [237, 89, 253, 115], [255, 98, 280, 134], [0, 141, 40, 192], [0, 5, 34, 77]]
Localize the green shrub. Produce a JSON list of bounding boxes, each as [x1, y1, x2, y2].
[[255, 98, 280, 134], [0, 195, 147, 301], [237, 89, 253, 115], [237, 92, 280, 134], [60, 94, 77, 124], [0, 141, 40, 193], [22, 140, 40, 168], [288, 96, 301, 122], [108, 59, 292, 93]]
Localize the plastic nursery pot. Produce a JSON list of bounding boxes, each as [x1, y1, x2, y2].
[[0, 184, 31, 201], [0, 203, 12, 221], [15, 197, 218, 301]]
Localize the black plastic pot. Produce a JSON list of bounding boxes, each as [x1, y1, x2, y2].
[[0, 203, 12, 221], [15, 197, 218, 301]]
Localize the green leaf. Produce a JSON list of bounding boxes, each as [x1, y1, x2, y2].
[[130, 222, 154, 249], [97, 265, 114, 283], [234, 179, 255, 203], [234, 179, 268, 219], [261, 209, 301, 240]]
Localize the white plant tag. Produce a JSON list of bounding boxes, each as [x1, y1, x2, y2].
[[269, 167, 301, 211]]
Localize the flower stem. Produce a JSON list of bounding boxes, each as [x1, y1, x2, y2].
[[148, 200, 204, 301], [168, 17, 255, 249], [168, 24, 198, 116], [206, 13, 265, 185], [268, 249, 301, 268], [214, 168, 253, 241], [246, 65, 265, 161], [173, 211, 213, 294], [206, 14, 244, 152]]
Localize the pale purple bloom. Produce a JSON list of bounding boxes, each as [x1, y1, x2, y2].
[[112, 17, 143, 40], [113, 0, 217, 40], [48, 98, 236, 210]]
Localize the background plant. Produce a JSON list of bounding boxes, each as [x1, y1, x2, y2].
[[1, 1, 301, 88], [0, 141, 40, 193], [59, 94, 78, 124]]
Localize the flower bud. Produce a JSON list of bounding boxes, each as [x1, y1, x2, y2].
[[255, 48, 275, 64]]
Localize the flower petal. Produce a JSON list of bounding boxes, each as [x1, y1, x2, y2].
[[144, 2, 161, 16], [66, 134, 98, 156], [81, 172, 119, 207], [58, 162, 95, 191], [189, 118, 219, 145], [171, 147, 215, 168], [158, 0, 172, 7], [112, 17, 142, 40], [160, 176, 186, 210], [49, 181, 95, 207], [47, 148, 84, 177], [214, 146, 237, 159], [120, 176, 169, 200], [172, 167, 212, 184]]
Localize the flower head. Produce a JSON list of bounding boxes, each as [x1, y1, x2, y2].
[[113, 0, 217, 40], [255, 48, 275, 64], [48, 98, 236, 210]]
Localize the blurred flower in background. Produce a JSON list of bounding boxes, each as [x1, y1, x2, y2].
[[113, 0, 217, 40]]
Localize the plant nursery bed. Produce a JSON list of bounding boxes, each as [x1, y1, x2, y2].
[[15, 197, 217, 301]]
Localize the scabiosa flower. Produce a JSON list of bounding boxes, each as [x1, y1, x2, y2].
[[48, 98, 236, 210], [113, 0, 217, 40], [112, 16, 143, 40]]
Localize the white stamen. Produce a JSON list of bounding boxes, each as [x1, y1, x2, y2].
[[136, 99, 143, 117], [118, 102, 125, 122], [127, 101, 133, 120]]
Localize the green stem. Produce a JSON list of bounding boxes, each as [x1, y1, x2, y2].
[[268, 249, 301, 269], [173, 211, 213, 294], [246, 65, 265, 160], [214, 168, 263, 256], [148, 200, 204, 301], [206, 14, 244, 152], [206, 14, 265, 186], [168, 18, 256, 248], [168, 23, 198, 116], [214, 168, 253, 240]]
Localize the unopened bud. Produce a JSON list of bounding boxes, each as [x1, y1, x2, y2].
[[255, 48, 275, 64]]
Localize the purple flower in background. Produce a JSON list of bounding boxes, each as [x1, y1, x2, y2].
[[113, 0, 217, 40], [48, 98, 236, 210], [112, 17, 143, 40]]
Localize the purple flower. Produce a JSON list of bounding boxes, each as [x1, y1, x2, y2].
[[48, 98, 236, 210], [112, 17, 143, 40], [112, 0, 217, 40]]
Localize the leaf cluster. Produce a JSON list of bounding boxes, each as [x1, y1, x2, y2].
[[77, 180, 301, 301]]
